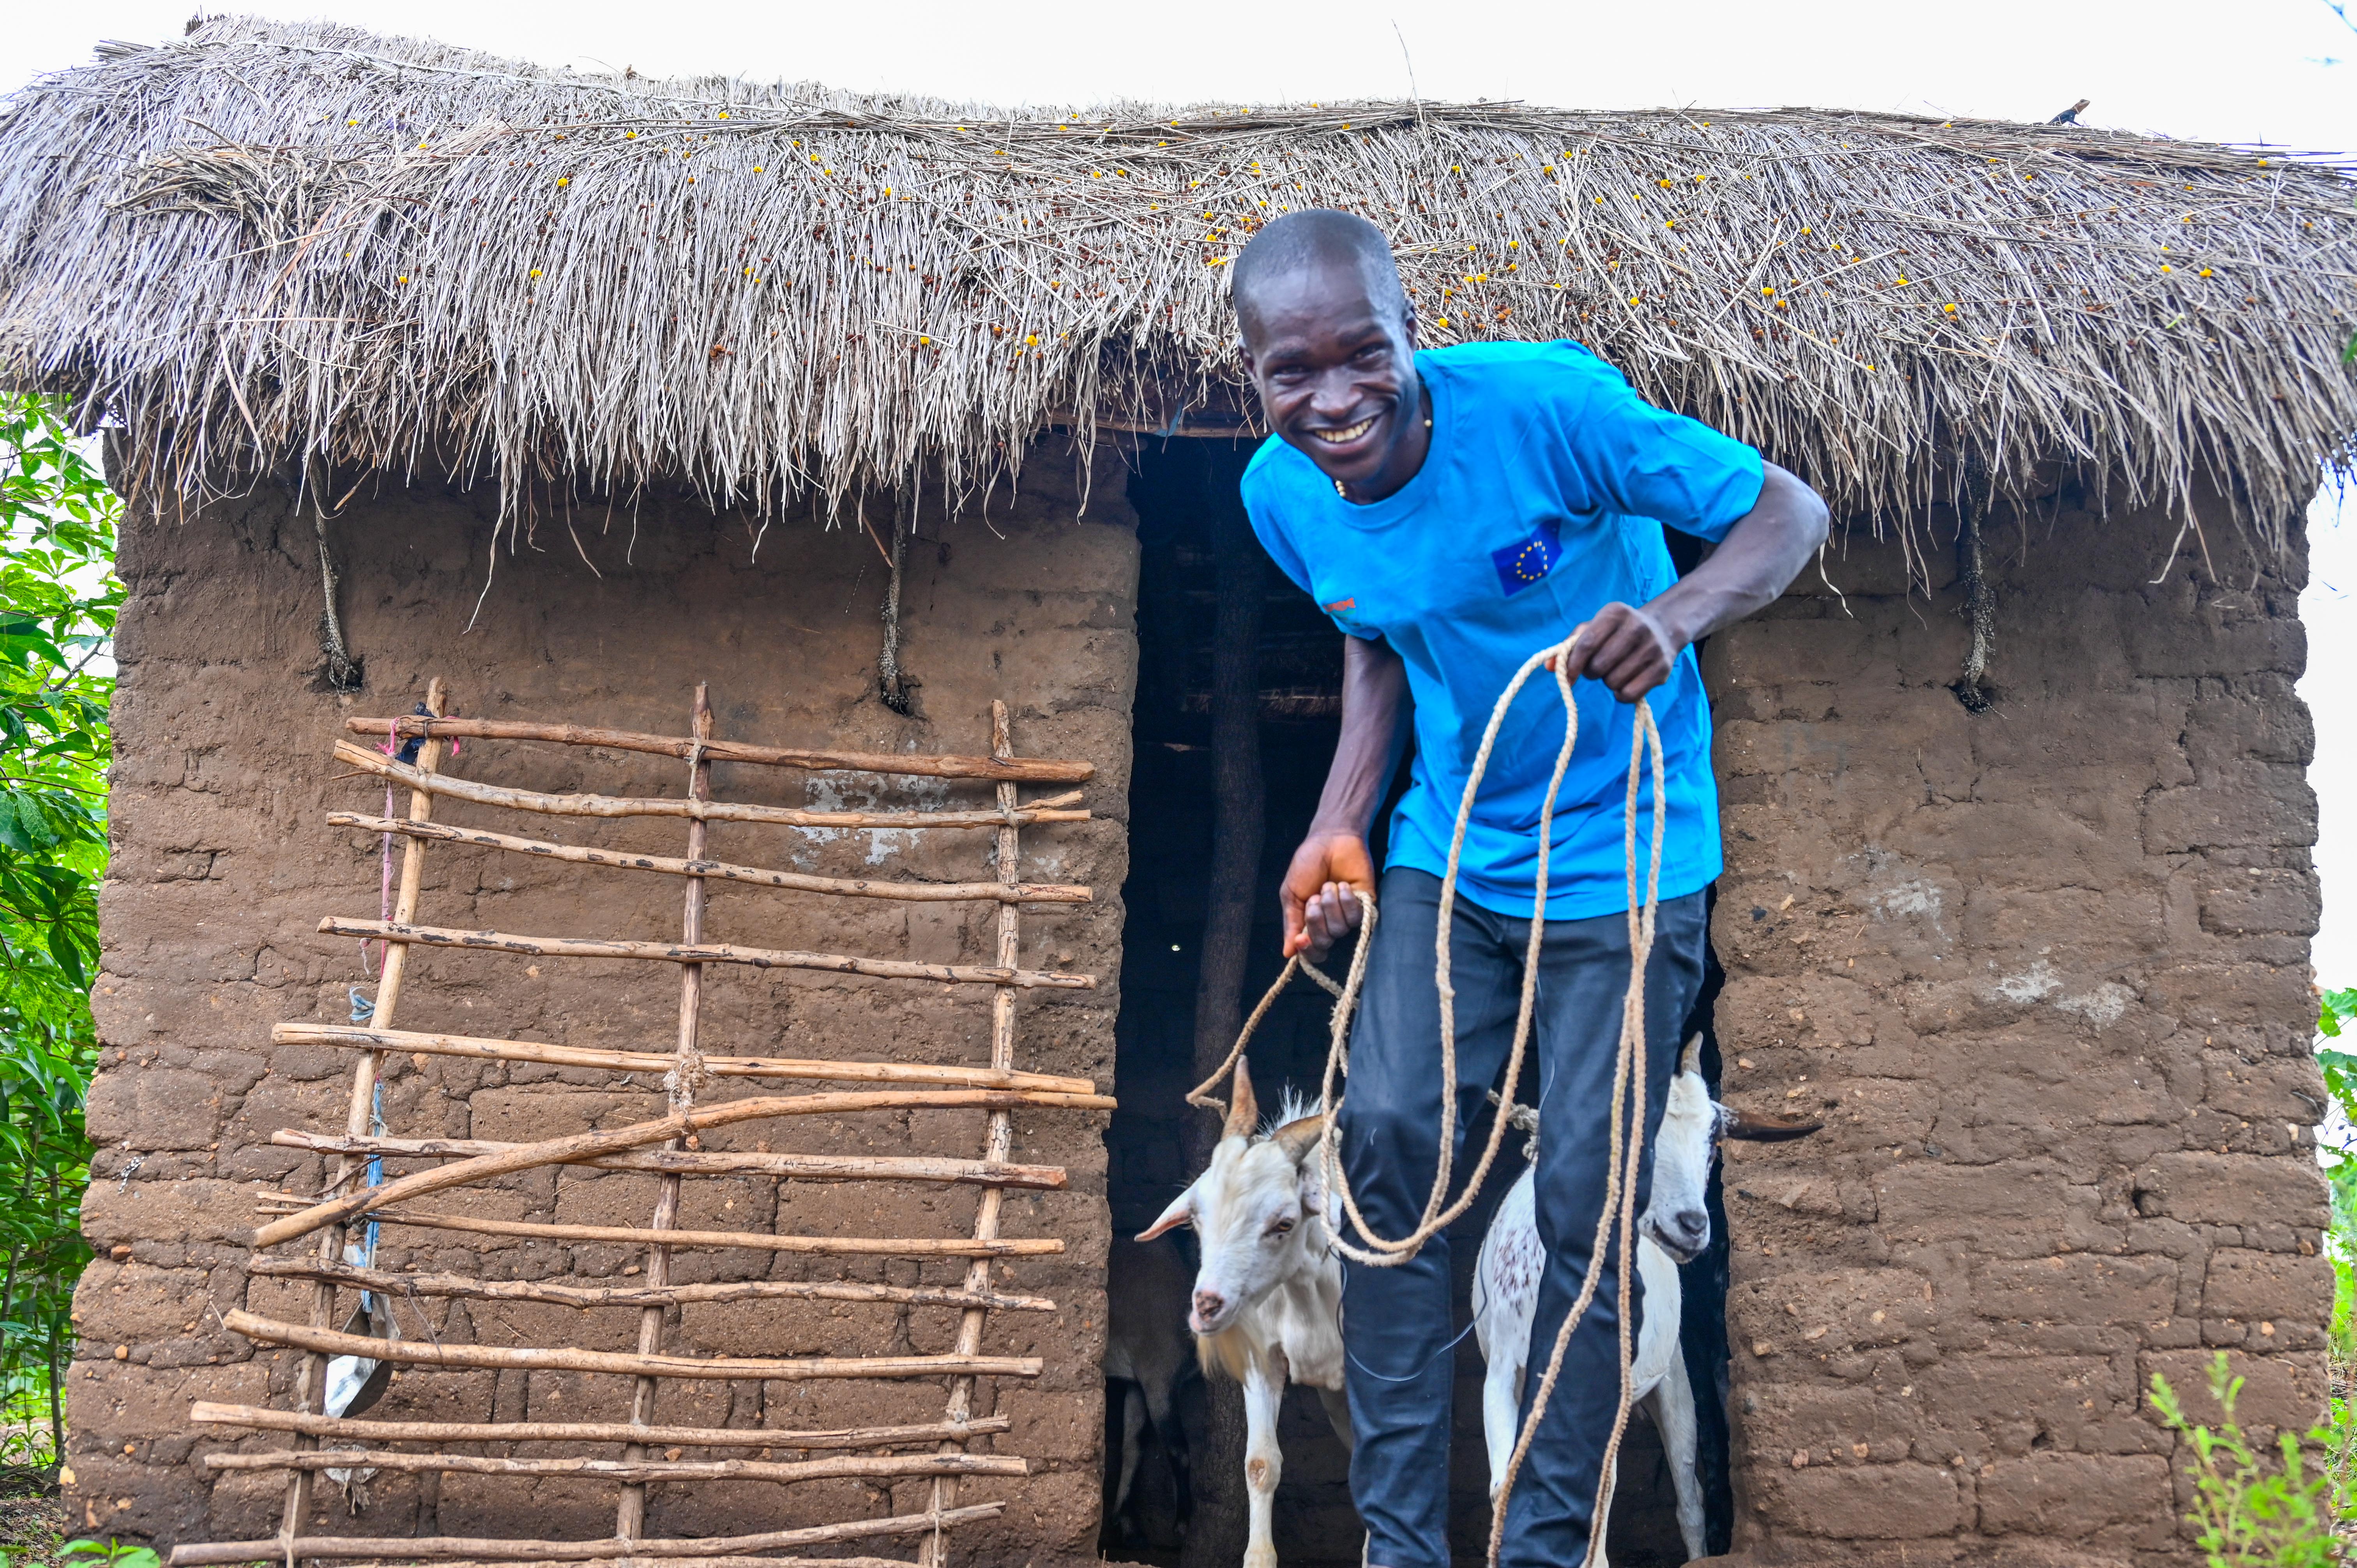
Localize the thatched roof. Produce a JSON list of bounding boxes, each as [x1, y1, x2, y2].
[[2, 15, 2353, 543]]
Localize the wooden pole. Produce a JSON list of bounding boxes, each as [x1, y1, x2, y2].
[[343, 714, 1093, 783], [192, 1403, 1015, 1450], [241, 1259, 1055, 1314], [252, 1085, 1115, 1249], [922, 702, 1028, 1568], [617, 684, 711, 1546], [316, 917, 1096, 990], [265, 1130, 1069, 1193], [268, 1022, 1096, 1095], [168, 1500, 1008, 1565], [235, 1557, 922, 1568], [250, 1202, 1064, 1259], [332, 741, 1088, 830], [223, 1310, 1042, 1382], [295, 1557, 923, 1568], [206, 1448, 1028, 1486], [327, 813, 1093, 903], [285, 676, 448, 1560]]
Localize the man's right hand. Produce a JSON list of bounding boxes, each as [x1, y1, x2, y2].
[[1281, 830, 1376, 961]]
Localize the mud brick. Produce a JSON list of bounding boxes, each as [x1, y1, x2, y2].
[[1731, 1267, 1938, 1358], [2200, 1050, 2329, 1123], [2199, 869, 2322, 936], [2141, 1348, 2327, 1431], [1971, 1254, 2177, 1328], [1873, 1161, 2110, 1255], [2201, 1248, 2332, 1328], [2130, 1152, 2328, 1229], [2144, 770, 2316, 854], [1977, 1451, 2173, 1539], [1751, 1461, 1968, 1538]]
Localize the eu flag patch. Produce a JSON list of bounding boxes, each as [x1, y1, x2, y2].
[[1491, 521, 1563, 597]]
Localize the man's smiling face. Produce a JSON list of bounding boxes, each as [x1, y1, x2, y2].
[[1238, 256, 1423, 496]]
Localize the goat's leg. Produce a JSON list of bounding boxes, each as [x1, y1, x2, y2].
[[1112, 1381, 1148, 1543], [1481, 1350, 1522, 1503], [1652, 1351, 1707, 1563], [1240, 1358, 1285, 1568], [1141, 1374, 1193, 1529]]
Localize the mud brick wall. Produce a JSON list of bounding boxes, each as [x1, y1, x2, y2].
[[71, 448, 1139, 1562], [1704, 489, 2329, 1567]]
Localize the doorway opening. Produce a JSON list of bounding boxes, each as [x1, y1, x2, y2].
[[1102, 439, 1736, 1566]]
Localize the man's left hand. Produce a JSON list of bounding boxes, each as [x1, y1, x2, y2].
[[1547, 600, 1682, 703]]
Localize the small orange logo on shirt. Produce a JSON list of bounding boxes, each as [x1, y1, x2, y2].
[[1323, 597, 1357, 613]]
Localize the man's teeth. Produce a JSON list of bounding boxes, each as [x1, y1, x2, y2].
[[1310, 417, 1375, 444]]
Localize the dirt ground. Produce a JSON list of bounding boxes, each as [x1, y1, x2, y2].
[[0, 1491, 65, 1566]]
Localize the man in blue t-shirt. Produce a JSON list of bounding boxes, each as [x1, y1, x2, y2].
[[1232, 210, 1827, 1568]]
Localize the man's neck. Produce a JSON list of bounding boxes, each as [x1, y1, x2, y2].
[[1337, 377, 1433, 505]]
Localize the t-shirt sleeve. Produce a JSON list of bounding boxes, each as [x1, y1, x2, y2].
[[1545, 348, 1764, 541], [1241, 458, 1380, 640]]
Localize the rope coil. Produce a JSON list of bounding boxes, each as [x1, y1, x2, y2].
[[1201, 630, 1667, 1564]]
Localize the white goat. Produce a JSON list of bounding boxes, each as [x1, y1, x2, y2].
[[1138, 1056, 1348, 1568], [1472, 1036, 1820, 1564]]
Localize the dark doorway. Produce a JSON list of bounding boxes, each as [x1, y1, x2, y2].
[[1103, 439, 1735, 1566]]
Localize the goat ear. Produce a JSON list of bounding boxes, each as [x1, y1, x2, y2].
[[1135, 1187, 1194, 1242], [1716, 1102, 1824, 1141], [1272, 1114, 1327, 1164], [1679, 1033, 1705, 1077], [1222, 1056, 1260, 1141]]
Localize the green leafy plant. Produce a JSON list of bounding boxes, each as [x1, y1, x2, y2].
[[58, 1541, 161, 1568], [2151, 1352, 2346, 1566], [2311, 988, 2357, 1360], [0, 396, 119, 1475]]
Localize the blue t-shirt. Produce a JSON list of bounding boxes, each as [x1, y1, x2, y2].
[[1241, 340, 1764, 920]]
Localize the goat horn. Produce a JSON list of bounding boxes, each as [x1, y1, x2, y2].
[[1272, 1114, 1326, 1161], [1223, 1055, 1259, 1140], [1679, 1033, 1704, 1076], [1720, 1104, 1824, 1141]]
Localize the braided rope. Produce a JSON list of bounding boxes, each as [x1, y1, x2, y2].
[[1198, 629, 1668, 1564]]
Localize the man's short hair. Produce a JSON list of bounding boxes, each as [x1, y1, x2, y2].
[[1233, 209, 1408, 337]]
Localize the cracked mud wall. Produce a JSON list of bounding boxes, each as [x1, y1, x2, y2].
[[1706, 489, 2329, 1568], [69, 449, 1139, 1563]]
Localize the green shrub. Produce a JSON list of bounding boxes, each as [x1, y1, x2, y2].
[[0, 396, 118, 1471], [2151, 1351, 2348, 1566]]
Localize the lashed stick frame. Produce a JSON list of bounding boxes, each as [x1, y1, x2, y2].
[[171, 684, 1110, 1568]]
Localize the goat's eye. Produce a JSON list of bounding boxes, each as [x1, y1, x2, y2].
[[1270, 1217, 1295, 1235]]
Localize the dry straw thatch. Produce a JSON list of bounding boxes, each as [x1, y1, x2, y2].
[[2, 14, 2353, 546]]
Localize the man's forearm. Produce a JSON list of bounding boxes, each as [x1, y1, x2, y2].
[[1648, 461, 1829, 648], [1309, 635, 1409, 836]]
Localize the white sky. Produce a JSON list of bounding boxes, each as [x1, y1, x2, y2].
[[3, 0, 2354, 972]]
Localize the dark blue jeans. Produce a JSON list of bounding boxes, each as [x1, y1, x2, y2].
[[1336, 867, 1706, 1568]]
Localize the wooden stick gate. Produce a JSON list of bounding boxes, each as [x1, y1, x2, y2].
[[168, 683, 1112, 1568]]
